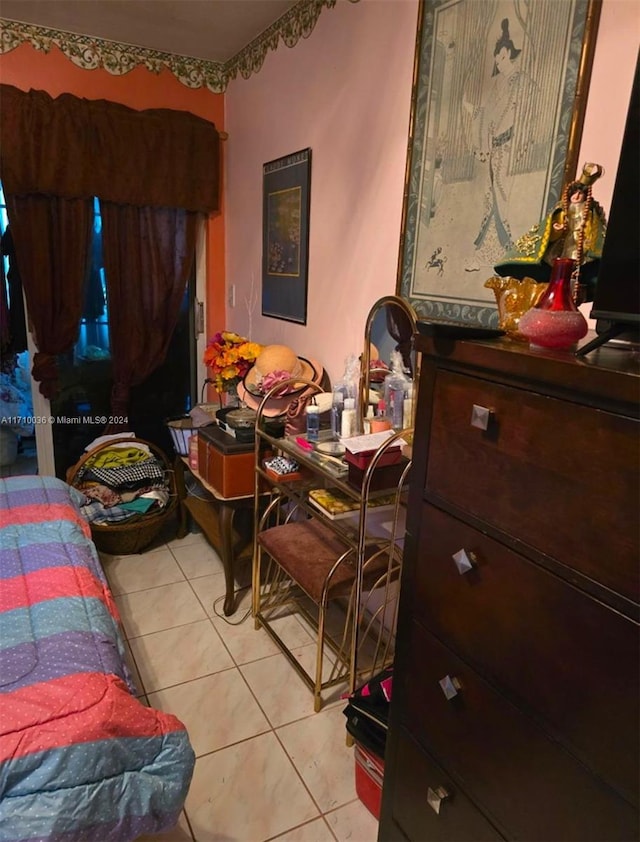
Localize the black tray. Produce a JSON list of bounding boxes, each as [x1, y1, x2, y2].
[[198, 423, 254, 453]]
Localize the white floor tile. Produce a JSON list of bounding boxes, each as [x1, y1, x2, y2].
[[241, 648, 315, 729], [277, 707, 357, 813], [171, 539, 225, 579], [148, 670, 270, 757], [189, 571, 238, 618], [103, 547, 185, 595], [240, 644, 343, 728], [128, 619, 233, 692], [211, 609, 314, 667], [115, 581, 206, 638], [324, 800, 379, 842], [111, 535, 377, 841], [185, 732, 319, 841], [268, 817, 337, 841]]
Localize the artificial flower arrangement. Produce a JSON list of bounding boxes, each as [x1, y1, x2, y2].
[[203, 331, 262, 394]]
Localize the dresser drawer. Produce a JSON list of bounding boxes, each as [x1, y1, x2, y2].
[[401, 621, 638, 842], [382, 730, 504, 841], [413, 504, 639, 804], [425, 370, 639, 601]]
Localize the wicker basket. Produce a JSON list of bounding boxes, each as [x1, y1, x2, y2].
[[67, 437, 178, 555]]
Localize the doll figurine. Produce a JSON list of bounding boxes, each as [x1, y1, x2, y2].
[[494, 162, 607, 302]]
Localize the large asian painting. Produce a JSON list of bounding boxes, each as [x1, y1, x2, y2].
[[397, 0, 601, 326]]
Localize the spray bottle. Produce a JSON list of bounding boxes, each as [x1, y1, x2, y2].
[[383, 350, 411, 430]]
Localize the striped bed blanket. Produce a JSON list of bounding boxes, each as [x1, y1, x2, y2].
[[0, 475, 195, 842]]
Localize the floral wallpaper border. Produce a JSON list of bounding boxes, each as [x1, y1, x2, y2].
[[0, 0, 357, 93]]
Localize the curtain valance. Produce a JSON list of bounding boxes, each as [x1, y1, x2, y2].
[[0, 84, 220, 213]]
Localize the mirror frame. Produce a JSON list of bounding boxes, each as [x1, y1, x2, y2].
[[360, 295, 419, 431]]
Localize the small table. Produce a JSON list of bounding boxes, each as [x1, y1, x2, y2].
[[174, 456, 254, 616]]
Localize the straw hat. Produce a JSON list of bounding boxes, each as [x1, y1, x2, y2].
[[238, 344, 324, 417]]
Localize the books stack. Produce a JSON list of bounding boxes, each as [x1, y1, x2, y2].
[[308, 487, 395, 520]]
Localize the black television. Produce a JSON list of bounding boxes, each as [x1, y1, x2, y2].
[[576, 52, 640, 356]]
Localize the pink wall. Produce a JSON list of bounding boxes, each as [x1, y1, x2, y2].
[[578, 0, 639, 211], [226, 0, 639, 384], [225, 0, 419, 381]]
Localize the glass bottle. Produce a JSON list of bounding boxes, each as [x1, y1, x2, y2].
[[383, 350, 411, 430], [518, 257, 589, 350]]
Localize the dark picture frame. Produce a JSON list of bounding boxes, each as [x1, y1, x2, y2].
[[396, 0, 601, 326], [262, 148, 311, 324]]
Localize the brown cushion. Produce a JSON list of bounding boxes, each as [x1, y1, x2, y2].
[[257, 518, 389, 603]]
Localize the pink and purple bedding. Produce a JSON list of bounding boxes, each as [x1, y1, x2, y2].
[[0, 475, 195, 842]]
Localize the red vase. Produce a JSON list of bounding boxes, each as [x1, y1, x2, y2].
[[518, 258, 588, 349]]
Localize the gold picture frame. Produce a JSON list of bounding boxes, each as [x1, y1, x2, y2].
[[396, 0, 602, 326]]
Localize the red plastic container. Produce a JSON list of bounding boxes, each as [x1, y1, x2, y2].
[[354, 743, 384, 820], [344, 447, 402, 471]]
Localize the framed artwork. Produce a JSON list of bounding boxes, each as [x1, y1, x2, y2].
[[396, 0, 601, 326], [262, 147, 311, 324]]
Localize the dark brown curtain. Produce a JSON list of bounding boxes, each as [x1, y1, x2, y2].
[[100, 202, 199, 430], [1, 227, 28, 355], [0, 83, 219, 407], [3, 193, 93, 398], [0, 84, 220, 212]]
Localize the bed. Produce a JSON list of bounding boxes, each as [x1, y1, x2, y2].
[[0, 475, 195, 842]]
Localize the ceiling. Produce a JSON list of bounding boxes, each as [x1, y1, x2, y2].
[[0, 0, 301, 64]]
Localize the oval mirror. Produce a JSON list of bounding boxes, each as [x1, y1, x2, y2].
[[360, 295, 418, 429]]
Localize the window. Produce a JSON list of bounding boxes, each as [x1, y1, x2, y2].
[[1, 188, 111, 365], [76, 198, 110, 363]]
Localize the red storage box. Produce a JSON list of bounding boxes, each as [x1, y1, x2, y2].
[[354, 742, 384, 820], [344, 447, 402, 471]]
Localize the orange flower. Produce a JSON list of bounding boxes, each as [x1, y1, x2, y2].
[[203, 332, 262, 393]]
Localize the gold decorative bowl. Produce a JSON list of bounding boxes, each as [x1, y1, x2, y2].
[[484, 275, 549, 340]]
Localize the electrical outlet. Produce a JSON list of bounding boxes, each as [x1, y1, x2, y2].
[[228, 284, 236, 307]]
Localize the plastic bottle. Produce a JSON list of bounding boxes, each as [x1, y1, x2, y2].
[[306, 398, 320, 442], [383, 350, 411, 431], [341, 397, 356, 438], [330, 387, 344, 440], [403, 384, 414, 429]]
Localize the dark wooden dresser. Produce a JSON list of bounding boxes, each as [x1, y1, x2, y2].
[[378, 333, 639, 842]]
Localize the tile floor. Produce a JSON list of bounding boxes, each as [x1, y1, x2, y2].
[[99, 523, 380, 842]]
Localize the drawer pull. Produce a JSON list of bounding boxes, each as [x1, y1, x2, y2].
[[470, 404, 494, 430], [427, 785, 450, 814], [452, 548, 476, 574], [439, 674, 462, 700]]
